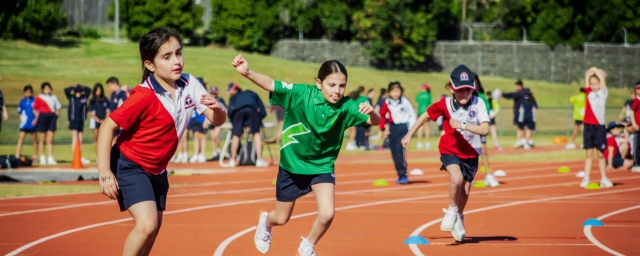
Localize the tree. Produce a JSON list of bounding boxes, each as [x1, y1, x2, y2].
[[209, 0, 281, 53], [117, 0, 203, 42], [353, 0, 445, 69], [0, 0, 67, 42]]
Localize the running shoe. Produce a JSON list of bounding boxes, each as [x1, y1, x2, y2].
[[452, 213, 466, 242], [600, 178, 613, 188], [580, 177, 590, 188], [296, 237, 316, 256], [440, 208, 457, 231], [254, 211, 272, 254]]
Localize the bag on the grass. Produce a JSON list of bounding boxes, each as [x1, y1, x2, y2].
[[0, 155, 21, 169], [237, 137, 256, 166], [18, 156, 33, 167]]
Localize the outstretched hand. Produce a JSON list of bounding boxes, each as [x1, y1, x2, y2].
[[358, 102, 374, 115], [200, 94, 225, 114], [232, 55, 249, 76]]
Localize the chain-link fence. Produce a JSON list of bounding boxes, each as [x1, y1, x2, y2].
[[0, 104, 623, 145], [271, 40, 640, 88]]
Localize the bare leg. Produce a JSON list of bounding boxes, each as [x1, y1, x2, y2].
[[481, 143, 492, 175], [516, 129, 524, 146], [78, 131, 83, 158], [596, 150, 607, 179], [210, 127, 221, 154], [122, 201, 160, 256], [193, 132, 200, 156], [93, 129, 99, 158], [141, 211, 163, 255], [38, 132, 46, 156], [15, 131, 26, 157], [30, 132, 38, 157], [571, 124, 579, 144], [199, 133, 206, 157], [306, 183, 335, 245], [585, 149, 594, 179], [490, 125, 500, 147], [525, 128, 532, 143], [266, 201, 296, 227], [71, 130, 78, 153], [253, 133, 263, 158], [46, 131, 54, 157], [445, 164, 464, 208], [230, 135, 240, 159], [456, 181, 472, 214]]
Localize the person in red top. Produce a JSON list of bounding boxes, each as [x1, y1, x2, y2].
[[580, 67, 610, 188], [32, 82, 62, 165], [403, 65, 489, 242], [629, 81, 640, 172], [605, 121, 633, 171], [96, 28, 226, 256]]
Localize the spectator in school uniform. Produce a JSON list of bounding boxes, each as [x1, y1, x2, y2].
[[0, 89, 7, 132], [33, 82, 62, 165], [15, 85, 38, 161], [64, 84, 92, 164], [227, 82, 268, 167], [500, 79, 533, 148], [206, 86, 228, 160]]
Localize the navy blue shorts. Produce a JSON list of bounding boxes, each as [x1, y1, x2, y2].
[[111, 147, 169, 212], [517, 118, 535, 130], [584, 124, 606, 152], [575, 120, 583, 125], [607, 153, 625, 168], [69, 120, 84, 132], [19, 128, 36, 133], [275, 167, 335, 202], [36, 113, 57, 132], [490, 118, 496, 125], [440, 154, 479, 182], [231, 107, 261, 136], [189, 121, 205, 134]]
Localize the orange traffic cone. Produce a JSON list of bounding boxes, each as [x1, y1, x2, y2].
[[71, 140, 84, 169]]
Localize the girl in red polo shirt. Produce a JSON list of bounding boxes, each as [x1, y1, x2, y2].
[[96, 28, 226, 255]]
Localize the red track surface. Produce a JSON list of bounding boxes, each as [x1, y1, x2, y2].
[[1, 148, 640, 255]]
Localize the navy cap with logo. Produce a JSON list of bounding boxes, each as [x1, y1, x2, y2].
[[607, 121, 624, 131], [449, 65, 476, 91], [226, 82, 239, 93]]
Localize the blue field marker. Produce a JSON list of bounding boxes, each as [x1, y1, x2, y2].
[[403, 236, 430, 245], [582, 218, 604, 227]]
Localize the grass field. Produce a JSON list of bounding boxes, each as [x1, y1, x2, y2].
[[0, 38, 631, 144]]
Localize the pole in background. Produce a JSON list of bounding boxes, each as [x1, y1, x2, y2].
[[464, 24, 473, 43], [622, 26, 628, 47], [115, 0, 119, 42], [521, 26, 527, 43], [97, 0, 102, 33]]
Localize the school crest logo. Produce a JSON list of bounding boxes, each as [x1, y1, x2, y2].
[[468, 110, 476, 118], [460, 72, 469, 81], [185, 95, 195, 109]]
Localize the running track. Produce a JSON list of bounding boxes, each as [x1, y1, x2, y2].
[[1, 150, 639, 255]]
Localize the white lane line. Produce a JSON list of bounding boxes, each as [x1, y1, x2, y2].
[[212, 178, 613, 256], [584, 204, 640, 256], [7, 167, 587, 256], [407, 185, 640, 256], [0, 163, 584, 217]]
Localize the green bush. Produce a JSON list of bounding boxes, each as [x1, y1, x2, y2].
[[79, 27, 101, 39], [0, 0, 67, 42]]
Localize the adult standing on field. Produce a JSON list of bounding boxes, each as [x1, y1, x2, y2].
[[227, 82, 269, 167], [0, 89, 7, 132], [500, 79, 532, 148]]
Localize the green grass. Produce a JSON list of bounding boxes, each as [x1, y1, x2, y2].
[[0, 184, 98, 198], [0, 38, 630, 143]]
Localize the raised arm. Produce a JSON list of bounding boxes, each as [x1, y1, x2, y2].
[[232, 54, 275, 92]]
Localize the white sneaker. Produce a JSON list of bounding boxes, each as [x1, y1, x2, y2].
[[452, 213, 466, 242], [255, 158, 269, 167], [39, 155, 46, 165], [345, 141, 357, 151], [600, 178, 613, 188], [81, 157, 91, 164], [514, 142, 523, 148], [524, 144, 531, 150], [254, 211, 272, 254], [425, 142, 431, 149], [180, 153, 188, 163], [580, 178, 590, 188], [632, 166, 640, 173], [189, 154, 199, 163], [228, 159, 236, 167], [197, 154, 206, 163], [565, 143, 576, 149], [47, 156, 57, 165], [296, 237, 316, 256], [485, 174, 499, 187], [417, 142, 423, 150], [440, 208, 457, 231]]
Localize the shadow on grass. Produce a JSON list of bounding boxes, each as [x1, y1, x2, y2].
[[38, 37, 80, 48]]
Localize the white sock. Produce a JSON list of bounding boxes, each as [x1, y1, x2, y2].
[[528, 139, 534, 145], [300, 237, 315, 249], [448, 205, 458, 213]]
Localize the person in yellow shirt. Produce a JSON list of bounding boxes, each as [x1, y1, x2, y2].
[[567, 88, 586, 149]]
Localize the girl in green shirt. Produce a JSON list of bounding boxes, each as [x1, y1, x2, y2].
[[415, 84, 433, 149], [232, 54, 380, 256]]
